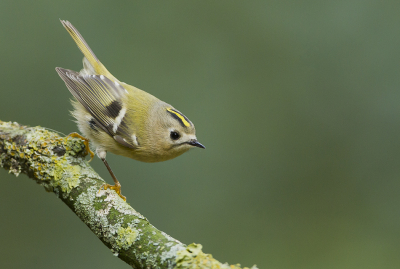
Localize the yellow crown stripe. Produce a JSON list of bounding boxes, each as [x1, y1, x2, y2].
[[166, 108, 191, 127]]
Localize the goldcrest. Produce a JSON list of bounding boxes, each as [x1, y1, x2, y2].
[[56, 20, 204, 200]]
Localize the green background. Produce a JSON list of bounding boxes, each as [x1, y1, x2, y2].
[[1, 1, 400, 268]]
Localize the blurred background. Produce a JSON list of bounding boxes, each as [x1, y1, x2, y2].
[[1, 1, 400, 268]]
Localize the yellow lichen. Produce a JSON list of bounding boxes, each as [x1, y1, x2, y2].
[[175, 244, 257, 269], [116, 226, 138, 250], [67, 165, 81, 190]]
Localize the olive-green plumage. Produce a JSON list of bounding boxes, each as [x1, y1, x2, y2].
[[56, 20, 204, 200]]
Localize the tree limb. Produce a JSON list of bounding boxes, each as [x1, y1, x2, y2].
[[0, 120, 256, 269]]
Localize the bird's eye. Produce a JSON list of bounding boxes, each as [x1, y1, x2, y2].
[[170, 131, 181, 140]]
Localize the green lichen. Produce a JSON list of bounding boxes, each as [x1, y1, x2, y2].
[[94, 200, 105, 211]]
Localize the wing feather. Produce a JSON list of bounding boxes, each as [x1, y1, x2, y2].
[[56, 67, 136, 148]]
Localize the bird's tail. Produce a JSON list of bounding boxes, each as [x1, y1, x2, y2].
[[60, 20, 116, 81]]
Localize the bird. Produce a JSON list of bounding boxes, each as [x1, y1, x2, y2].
[[56, 20, 205, 201]]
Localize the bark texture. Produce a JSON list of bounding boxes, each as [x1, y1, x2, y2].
[[0, 120, 256, 269]]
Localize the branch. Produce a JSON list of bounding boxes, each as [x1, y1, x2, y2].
[[0, 120, 256, 269]]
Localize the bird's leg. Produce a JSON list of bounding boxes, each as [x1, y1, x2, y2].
[[66, 132, 95, 162], [99, 158, 126, 201]]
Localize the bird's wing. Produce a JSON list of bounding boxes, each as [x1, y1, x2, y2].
[[56, 67, 136, 149]]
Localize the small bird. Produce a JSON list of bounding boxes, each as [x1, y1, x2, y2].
[[56, 20, 205, 201]]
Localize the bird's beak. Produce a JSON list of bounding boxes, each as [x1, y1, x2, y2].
[[187, 140, 206, 149]]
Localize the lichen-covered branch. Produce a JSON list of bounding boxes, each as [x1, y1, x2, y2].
[[0, 120, 256, 269]]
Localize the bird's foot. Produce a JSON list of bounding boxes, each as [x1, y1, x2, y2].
[[99, 182, 126, 201], [66, 132, 95, 162]]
